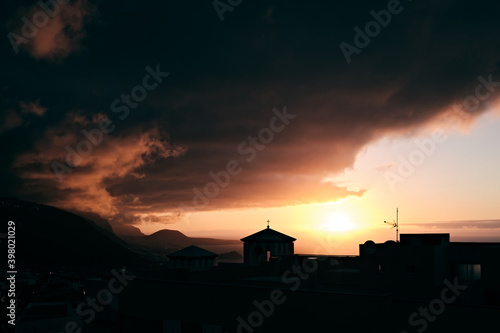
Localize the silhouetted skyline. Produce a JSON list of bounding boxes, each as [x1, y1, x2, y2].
[[2, 1, 500, 331]]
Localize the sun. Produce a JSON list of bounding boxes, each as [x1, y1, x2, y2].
[[321, 211, 355, 232]]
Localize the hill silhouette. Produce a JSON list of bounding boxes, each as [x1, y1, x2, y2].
[[0, 198, 144, 270], [127, 229, 241, 251], [218, 250, 243, 261], [112, 223, 145, 237]]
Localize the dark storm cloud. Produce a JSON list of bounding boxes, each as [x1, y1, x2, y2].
[[6, 0, 97, 60], [2, 0, 500, 224]]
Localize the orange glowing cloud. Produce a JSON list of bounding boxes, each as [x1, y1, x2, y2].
[[20, 100, 47, 116], [11, 0, 96, 60], [14, 115, 186, 220]]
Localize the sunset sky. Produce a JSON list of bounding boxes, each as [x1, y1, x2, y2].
[[1, 0, 499, 254]]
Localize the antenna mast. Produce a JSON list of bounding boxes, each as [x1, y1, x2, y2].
[[396, 207, 399, 243], [384, 208, 399, 242]]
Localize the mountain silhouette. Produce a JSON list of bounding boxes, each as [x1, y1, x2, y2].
[[68, 209, 115, 234], [112, 223, 145, 237], [127, 229, 241, 251], [0, 198, 143, 269], [218, 250, 243, 261]]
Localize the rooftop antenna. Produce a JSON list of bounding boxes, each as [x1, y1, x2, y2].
[[384, 207, 399, 242], [267, 219, 270, 229]]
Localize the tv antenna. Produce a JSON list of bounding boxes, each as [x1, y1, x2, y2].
[[384, 207, 399, 242]]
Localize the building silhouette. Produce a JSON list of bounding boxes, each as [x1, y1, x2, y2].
[[14, 222, 499, 333], [240, 224, 295, 265], [114, 228, 499, 332], [167, 245, 219, 271], [359, 233, 500, 300]]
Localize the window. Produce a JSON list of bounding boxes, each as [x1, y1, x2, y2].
[[164, 319, 181, 333], [377, 263, 386, 273], [203, 324, 222, 333], [457, 264, 481, 283], [266, 251, 271, 262]]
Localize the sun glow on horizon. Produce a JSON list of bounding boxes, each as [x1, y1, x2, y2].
[[321, 211, 356, 232]]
